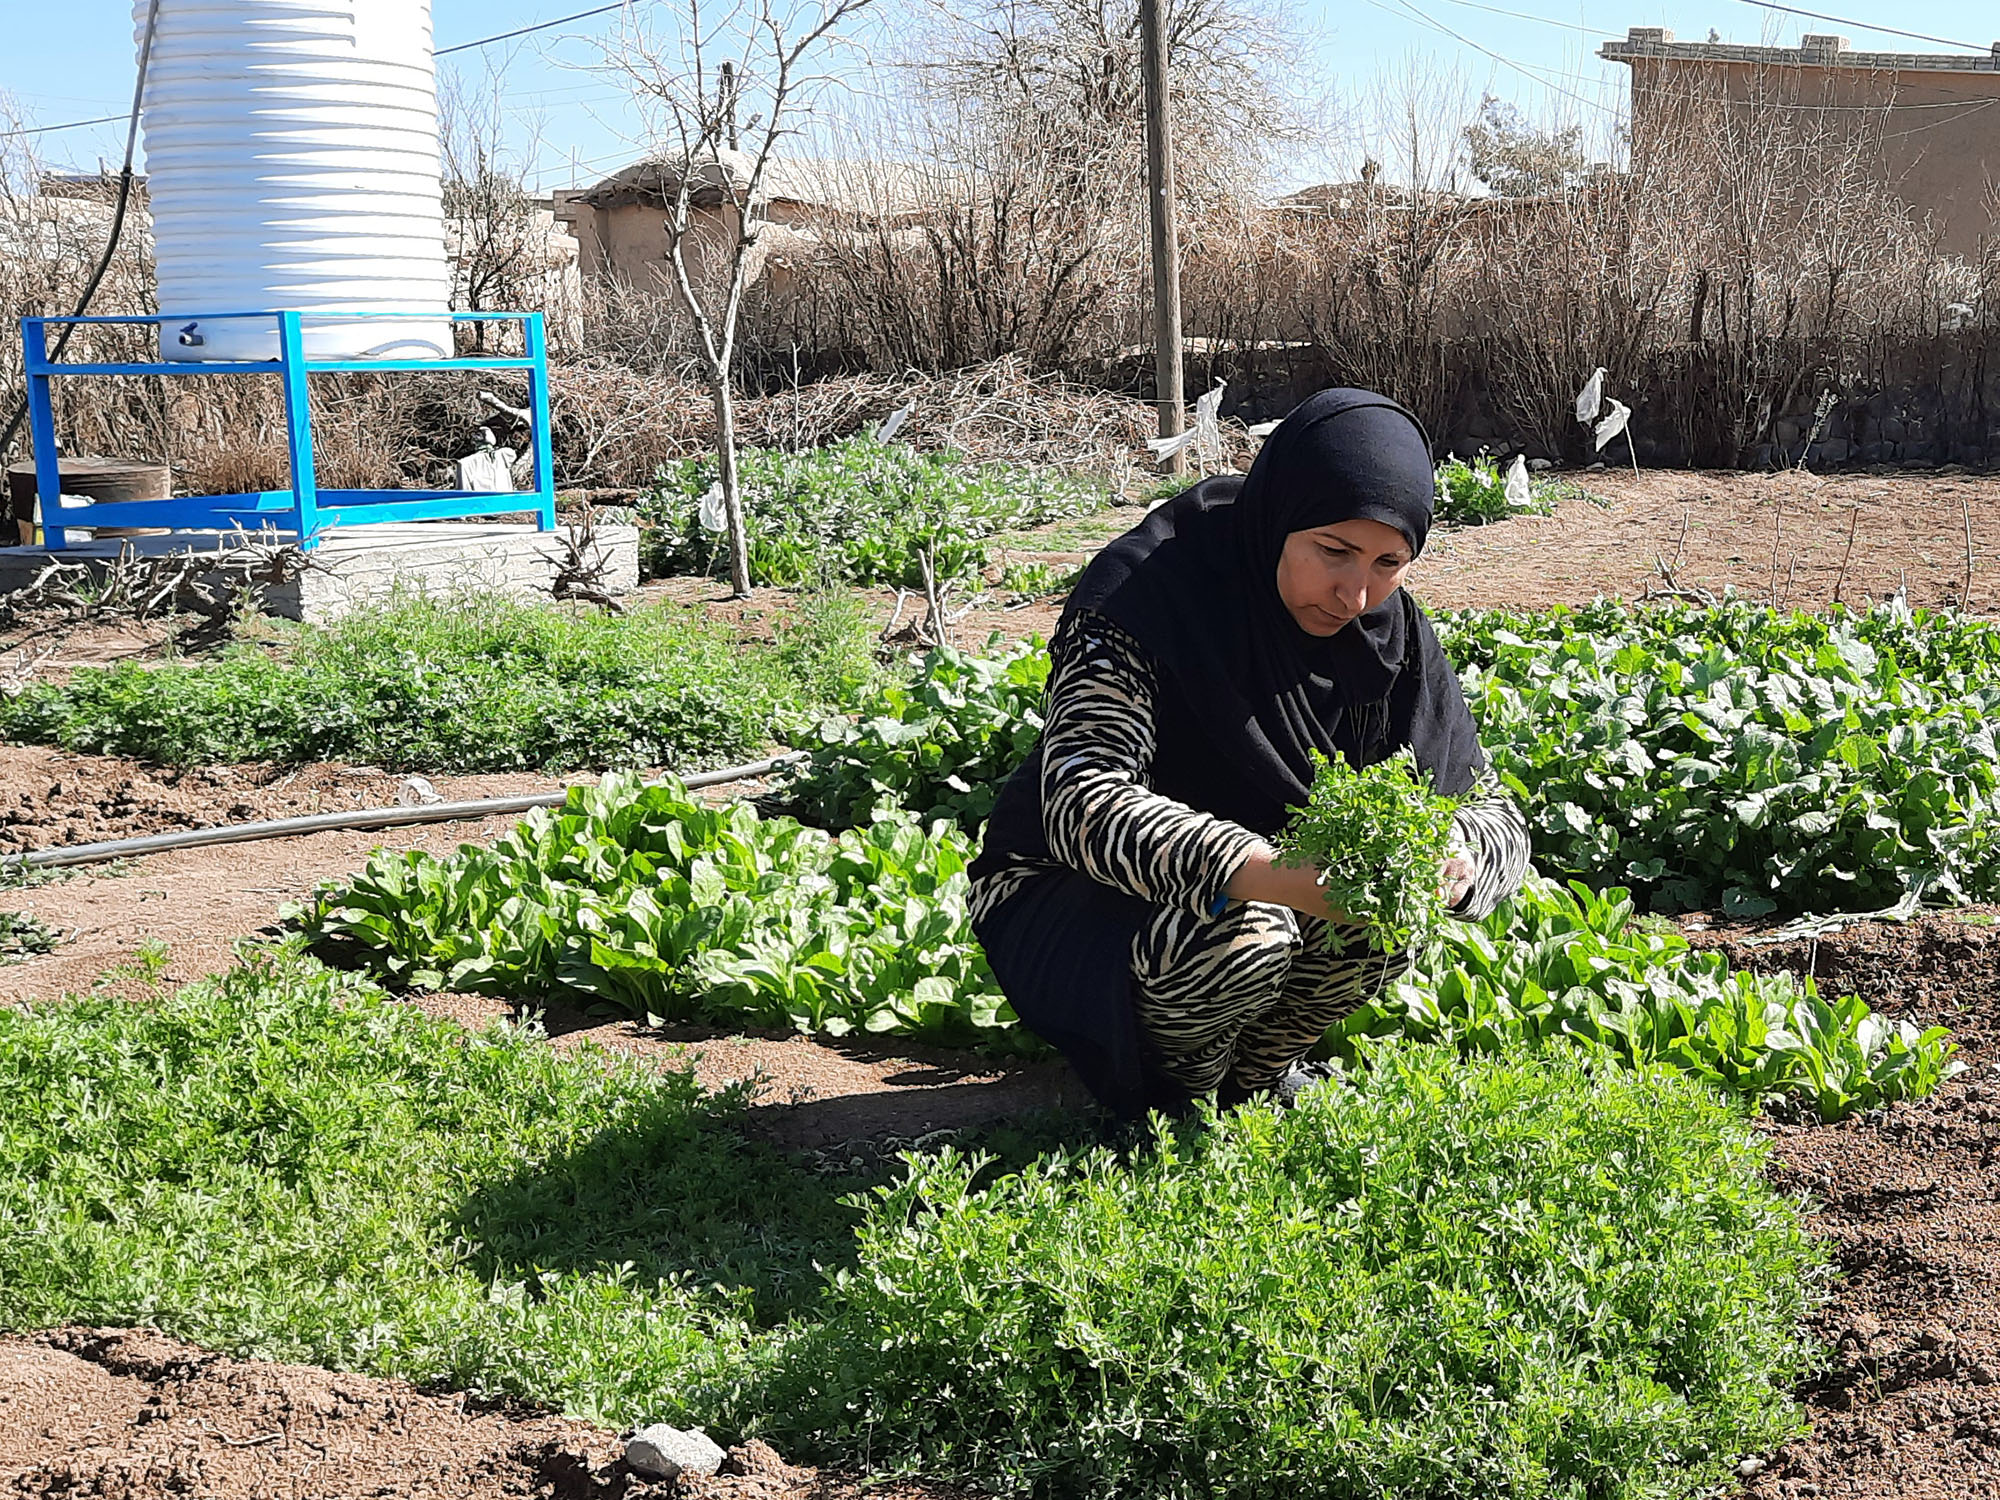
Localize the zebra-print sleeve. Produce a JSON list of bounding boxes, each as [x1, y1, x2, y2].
[[1448, 772, 1533, 922], [1040, 612, 1267, 917]]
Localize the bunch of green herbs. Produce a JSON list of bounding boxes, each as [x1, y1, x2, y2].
[[1277, 749, 1461, 952]]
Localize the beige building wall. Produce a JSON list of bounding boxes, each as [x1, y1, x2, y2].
[[1604, 29, 2000, 259]]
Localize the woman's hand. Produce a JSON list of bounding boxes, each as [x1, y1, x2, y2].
[[1439, 855, 1476, 909], [1225, 844, 1349, 922]]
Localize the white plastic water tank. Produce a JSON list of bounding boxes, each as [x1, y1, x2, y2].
[[137, 0, 452, 363]]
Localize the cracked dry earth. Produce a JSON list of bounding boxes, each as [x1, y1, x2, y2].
[[0, 1328, 957, 1500]]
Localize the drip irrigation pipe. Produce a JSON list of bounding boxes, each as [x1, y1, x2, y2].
[[1, 753, 806, 873]]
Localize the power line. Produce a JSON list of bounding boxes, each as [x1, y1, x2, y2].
[[437, 1, 634, 57], [1735, 0, 1988, 53], [1428, 0, 1618, 39], [4, 2, 642, 140], [1361, 0, 1623, 116], [0, 113, 125, 142]]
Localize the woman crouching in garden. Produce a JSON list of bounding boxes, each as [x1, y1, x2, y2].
[[969, 388, 1532, 1118]]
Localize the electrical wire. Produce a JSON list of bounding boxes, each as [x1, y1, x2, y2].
[[1427, 0, 1619, 38], [0, 113, 127, 141], [6, 1, 646, 140], [1734, 0, 1988, 54], [436, 1, 634, 56], [1360, 0, 1623, 116], [0, 0, 163, 468]]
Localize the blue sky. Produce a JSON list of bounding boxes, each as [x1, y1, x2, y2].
[[4, 0, 1993, 192]]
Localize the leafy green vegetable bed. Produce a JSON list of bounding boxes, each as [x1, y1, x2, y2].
[[644, 437, 1106, 587], [298, 777, 1955, 1119], [1439, 598, 2000, 915], [791, 601, 2000, 917], [1, 953, 1825, 1498], [0, 596, 844, 773]]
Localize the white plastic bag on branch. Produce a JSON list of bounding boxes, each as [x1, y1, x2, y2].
[[1593, 399, 1632, 452], [1144, 382, 1228, 466], [875, 403, 914, 443], [697, 482, 727, 534], [1575, 368, 1606, 425], [454, 436, 515, 494]]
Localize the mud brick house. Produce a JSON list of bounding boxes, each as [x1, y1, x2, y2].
[[1601, 27, 2000, 258]]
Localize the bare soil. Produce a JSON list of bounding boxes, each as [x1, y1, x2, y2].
[[0, 1327, 960, 1500], [651, 471, 2000, 651], [1419, 469, 2000, 617]]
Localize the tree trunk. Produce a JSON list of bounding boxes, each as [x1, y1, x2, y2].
[[711, 377, 753, 598]]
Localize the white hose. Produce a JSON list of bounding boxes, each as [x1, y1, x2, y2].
[[1, 753, 805, 872]]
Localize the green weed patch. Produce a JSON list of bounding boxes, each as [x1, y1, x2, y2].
[[0, 596, 831, 773], [0, 954, 837, 1427], [0, 956, 1822, 1499], [755, 1046, 1824, 1498], [643, 437, 1106, 587]]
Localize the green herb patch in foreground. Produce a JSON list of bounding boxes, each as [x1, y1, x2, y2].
[[0, 595, 840, 773], [0, 954, 840, 1426], [766, 1050, 1825, 1498], [0, 955, 1824, 1499], [297, 779, 1956, 1119]]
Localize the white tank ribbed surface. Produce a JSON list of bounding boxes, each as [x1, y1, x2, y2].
[[138, 0, 451, 362]]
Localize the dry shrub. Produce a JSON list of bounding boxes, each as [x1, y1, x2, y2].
[[547, 353, 1215, 491]]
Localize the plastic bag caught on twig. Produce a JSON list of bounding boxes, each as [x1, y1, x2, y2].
[[1593, 399, 1632, 452], [1575, 367, 1606, 425]]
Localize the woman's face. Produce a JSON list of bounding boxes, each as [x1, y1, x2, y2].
[[1274, 517, 1416, 637]]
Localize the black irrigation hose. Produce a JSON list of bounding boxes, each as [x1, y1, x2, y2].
[[2, 753, 806, 872], [0, 0, 164, 468]]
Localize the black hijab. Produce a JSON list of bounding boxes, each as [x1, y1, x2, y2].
[[970, 387, 1488, 1118]]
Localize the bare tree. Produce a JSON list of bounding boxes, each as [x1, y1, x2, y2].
[[441, 66, 551, 352], [602, 0, 876, 598]]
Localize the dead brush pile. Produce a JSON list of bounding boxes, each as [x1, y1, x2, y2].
[[548, 355, 1240, 492]]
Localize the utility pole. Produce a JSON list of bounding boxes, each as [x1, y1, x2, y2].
[[1139, 0, 1185, 473]]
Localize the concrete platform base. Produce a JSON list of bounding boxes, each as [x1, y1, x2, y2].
[[0, 522, 640, 622]]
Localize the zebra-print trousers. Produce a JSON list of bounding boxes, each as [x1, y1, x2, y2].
[[1130, 900, 1410, 1097]]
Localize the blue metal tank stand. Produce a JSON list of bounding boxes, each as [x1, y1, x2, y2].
[[20, 309, 557, 549]]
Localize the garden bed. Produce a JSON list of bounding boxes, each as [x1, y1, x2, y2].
[[7, 467, 2000, 1498]]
